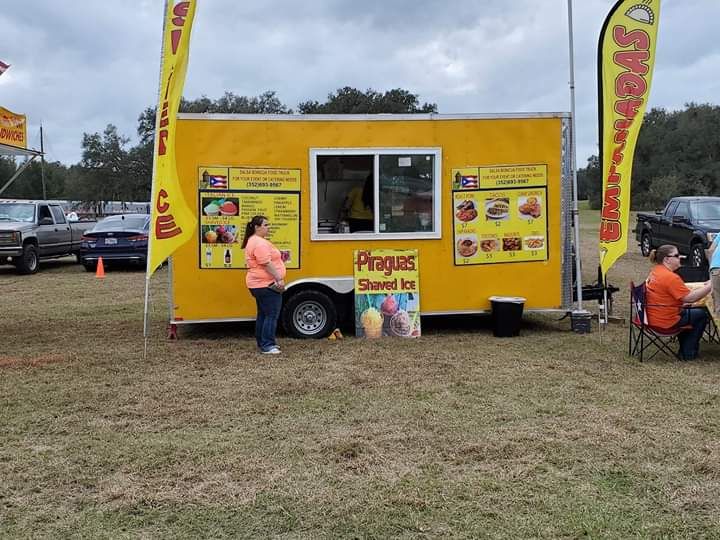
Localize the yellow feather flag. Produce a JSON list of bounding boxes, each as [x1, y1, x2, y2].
[[147, 1, 197, 275], [598, 0, 661, 278]]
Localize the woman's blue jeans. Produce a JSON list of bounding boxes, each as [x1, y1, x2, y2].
[[677, 307, 708, 359], [249, 287, 283, 351]]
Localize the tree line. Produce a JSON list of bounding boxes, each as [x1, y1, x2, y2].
[[3, 94, 716, 211], [578, 102, 720, 210], [0, 88, 437, 207]]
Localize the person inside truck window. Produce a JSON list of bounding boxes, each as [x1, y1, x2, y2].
[[341, 174, 373, 232], [645, 244, 711, 360]]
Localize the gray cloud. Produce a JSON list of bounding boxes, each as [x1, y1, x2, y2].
[[1, 0, 718, 167]]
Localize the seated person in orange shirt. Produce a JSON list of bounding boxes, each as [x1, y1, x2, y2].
[[645, 244, 712, 360]]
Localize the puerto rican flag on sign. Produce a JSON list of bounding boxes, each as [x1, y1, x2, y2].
[[461, 175, 478, 189], [0, 60, 10, 77], [209, 175, 228, 188]]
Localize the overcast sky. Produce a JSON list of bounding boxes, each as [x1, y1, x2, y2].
[[1, 0, 718, 167]]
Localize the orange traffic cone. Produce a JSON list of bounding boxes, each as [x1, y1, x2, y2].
[[95, 257, 105, 279]]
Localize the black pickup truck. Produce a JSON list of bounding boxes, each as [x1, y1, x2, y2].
[[635, 196, 720, 266]]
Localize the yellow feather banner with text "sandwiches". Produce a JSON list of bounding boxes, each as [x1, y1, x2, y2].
[[0, 107, 27, 149], [148, 1, 197, 275], [598, 0, 661, 277]]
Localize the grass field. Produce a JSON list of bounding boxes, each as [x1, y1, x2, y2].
[[2, 207, 720, 538]]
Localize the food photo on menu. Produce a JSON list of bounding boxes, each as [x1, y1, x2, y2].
[[202, 197, 239, 217], [456, 235, 479, 258], [518, 195, 542, 219], [479, 238, 500, 252], [202, 224, 239, 244], [484, 197, 510, 221], [455, 199, 478, 222], [523, 236, 545, 250], [502, 237, 522, 251]]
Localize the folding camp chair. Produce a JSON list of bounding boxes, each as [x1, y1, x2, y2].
[[675, 265, 719, 345], [705, 316, 720, 344], [628, 281, 692, 362]]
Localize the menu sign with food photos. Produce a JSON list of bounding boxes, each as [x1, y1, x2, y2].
[[353, 249, 421, 339], [198, 167, 301, 270], [453, 187, 548, 265]]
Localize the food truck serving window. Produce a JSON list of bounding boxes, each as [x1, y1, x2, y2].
[[310, 148, 441, 240]]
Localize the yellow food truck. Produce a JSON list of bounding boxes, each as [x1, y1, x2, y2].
[[170, 113, 574, 337]]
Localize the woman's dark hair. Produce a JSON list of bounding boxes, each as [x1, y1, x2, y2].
[[241, 215, 267, 249], [649, 244, 677, 264], [361, 174, 373, 210]]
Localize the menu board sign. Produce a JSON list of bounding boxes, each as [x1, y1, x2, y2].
[[452, 164, 547, 190], [198, 167, 301, 269], [452, 165, 548, 265], [353, 249, 421, 338]]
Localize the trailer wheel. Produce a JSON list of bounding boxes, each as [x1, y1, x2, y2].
[[15, 244, 39, 274], [691, 242, 706, 268], [640, 232, 652, 257], [282, 289, 337, 339]]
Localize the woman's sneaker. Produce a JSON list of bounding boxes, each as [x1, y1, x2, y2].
[[262, 347, 281, 354]]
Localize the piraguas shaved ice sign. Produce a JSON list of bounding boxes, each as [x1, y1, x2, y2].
[[353, 250, 421, 338]]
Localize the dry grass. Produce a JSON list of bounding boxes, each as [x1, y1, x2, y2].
[[2, 208, 720, 538]]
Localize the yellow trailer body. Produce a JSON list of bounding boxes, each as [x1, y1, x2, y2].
[[171, 113, 572, 334]]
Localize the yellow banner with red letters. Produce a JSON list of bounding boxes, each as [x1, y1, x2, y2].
[[598, 0, 661, 277], [148, 0, 197, 275], [0, 107, 27, 148]]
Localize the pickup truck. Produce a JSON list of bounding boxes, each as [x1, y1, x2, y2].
[[635, 196, 720, 266], [0, 200, 95, 274]]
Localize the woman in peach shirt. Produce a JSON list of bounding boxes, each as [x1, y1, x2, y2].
[[241, 215, 287, 354]]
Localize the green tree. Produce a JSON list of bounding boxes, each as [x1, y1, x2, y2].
[[137, 90, 292, 145], [577, 155, 601, 209], [298, 87, 437, 114], [0, 156, 17, 192], [74, 124, 132, 206], [0, 158, 68, 200], [133, 91, 294, 200], [578, 103, 720, 210]]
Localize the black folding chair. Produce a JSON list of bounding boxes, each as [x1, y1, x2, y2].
[[629, 281, 692, 362]]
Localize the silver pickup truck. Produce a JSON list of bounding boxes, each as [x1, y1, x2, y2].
[[0, 200, 95, 274]]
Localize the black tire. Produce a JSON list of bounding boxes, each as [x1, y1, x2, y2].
[[640, 232, 652, 257], [282, 289, 337, 339], [83, 262, 96, 272], [15, 244, 39, 274], [691, 243, 707, 267]]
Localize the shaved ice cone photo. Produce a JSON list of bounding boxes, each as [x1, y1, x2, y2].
[[360, 307, 383, 338]]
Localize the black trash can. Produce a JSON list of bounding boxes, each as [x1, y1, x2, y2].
[[489, 296, 526, 337]]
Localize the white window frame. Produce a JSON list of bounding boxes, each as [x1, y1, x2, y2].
[[310, 147, 442, 241]]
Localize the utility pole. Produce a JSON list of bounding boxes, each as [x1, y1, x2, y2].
[[40, 124, 47, 200]]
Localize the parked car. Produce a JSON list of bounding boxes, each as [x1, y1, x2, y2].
[[635, 196, 720, 266], [80, 214, 150, 271], [0, 200, 95, 274]]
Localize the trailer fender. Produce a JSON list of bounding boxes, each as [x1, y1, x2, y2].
[[285, 277, 354, 295]]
